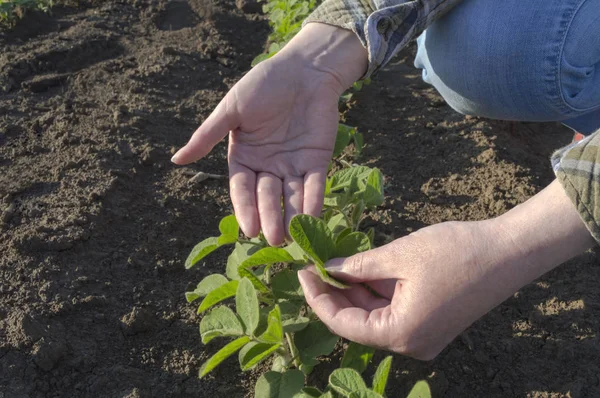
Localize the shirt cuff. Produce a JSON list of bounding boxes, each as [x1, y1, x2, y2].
[[304, 0, 462, 78], [552, 130, 600, 244]]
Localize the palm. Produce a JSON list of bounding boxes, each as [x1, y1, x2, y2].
[[173, 58, 342, 245]]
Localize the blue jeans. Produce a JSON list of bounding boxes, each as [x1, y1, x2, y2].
[[414, 0, 600, 134]]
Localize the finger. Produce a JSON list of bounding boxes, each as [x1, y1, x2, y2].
[[303, 169, 327, 217], [257, 172, 285, 246], [283, 176, 304, 236], [230, 162, 259, 237], [325, 244, 400, 282], [298, 269, 391, 347], [171, 98, 238, 164], [341, 283, 390, 311]]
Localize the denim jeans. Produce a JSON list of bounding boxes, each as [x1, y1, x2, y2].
[[414, 0, 600, 134]]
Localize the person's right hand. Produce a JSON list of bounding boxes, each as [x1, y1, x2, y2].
[[172, 24, 368, 246]]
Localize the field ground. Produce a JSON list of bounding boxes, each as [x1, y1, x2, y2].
[[1, 1, 599, 397]]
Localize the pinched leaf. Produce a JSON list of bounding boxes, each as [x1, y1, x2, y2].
[[227, 242, 262, 280], [218, 214, 240, 245], [372, 356, 392, 395], [314, 266, 350, 290], [185, 237, 219, 269], [238, 267, 270, 294], [186, 274, 229, 303], [362, 168, 384, 207], [335, 232, 371, 258], [199, 336, 250, 378], [198, 280, 239, 314], [294, 321, 339, 366], [330, 166, 371, 192], [288, 215, 335, 266], [239, 341, 280, 371], [236, 278, 259, 335], [200, 306, 244, 344], [240, 247, 295, 269], [254, 370, 305, 398], [258, 305, 283, 344], [406, 381, 431, 398], [329, 368, 368, 396], [341, 342, 375, 374], [272, 269, 303, 301]]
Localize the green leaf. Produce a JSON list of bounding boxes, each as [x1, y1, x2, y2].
[[272, 269, 303, 301], [282, 316, 310, 333], [406, 381, 431, 398], [327, 213, 348, 236], [236, 278, 259, 335], [240, 247, 295, 269], [295, 387, 323, 398], [289, 215, 335, 267], [238, 267, 271, 294], [186, 274, 229, 303], [258, 305, 283, 344], [348, 391, 383, 398], [289, 215, 346, 288], [198, 336, 250, 378], [200, 306, 244, 344], [318, 392, 334, 398], [335, 232, 371, 258], [284, 242, 308, 262], [351, 200, 365, 227], [185, 237, 219, 269], [239, 341, 280, 371], [218, 214, 240, 245], [329, 368, 368, 396], [372, 356, 392, 395], [227, 242, 262, 280], [335, 228, 353, 244], [330, 166, 371, 192], [340, 342, 375, 374], [363, 168, 384, 207], [353, 133, 364, 156], [366, 228, 375, 247], [294, 321, 339, 366], [255, 370, 305, 398], [333, 124, 353, 158], [198, 280, 239, 313]]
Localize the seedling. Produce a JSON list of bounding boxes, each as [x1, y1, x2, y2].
[[0, 0, 53, 25]]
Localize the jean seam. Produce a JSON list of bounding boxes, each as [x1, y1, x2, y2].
[[557, 0, 599, 113]]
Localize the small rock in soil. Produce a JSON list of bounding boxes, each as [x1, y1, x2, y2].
[[33, 338, 68, 371], [121, 307, 155, 335]]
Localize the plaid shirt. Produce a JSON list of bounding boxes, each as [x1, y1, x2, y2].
[[305, 0, 462, 77], [552, 131, 600, 243], [307, 0, 600, 243]]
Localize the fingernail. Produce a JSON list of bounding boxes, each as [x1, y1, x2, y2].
[[170, 151, 182, 164], [325, 258, 345, 272]]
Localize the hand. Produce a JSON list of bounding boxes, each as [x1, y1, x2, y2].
[[172, 24, 368, 246], [298, 180, 595, 360]]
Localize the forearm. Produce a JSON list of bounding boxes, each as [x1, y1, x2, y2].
[[485, 180, 595, 294]]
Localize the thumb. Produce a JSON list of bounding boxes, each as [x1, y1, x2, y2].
[[171, 98, 239, 164], [325, 244, 400, 283]]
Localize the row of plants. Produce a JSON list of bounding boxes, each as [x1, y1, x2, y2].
[[184, 0, 432, 396], [0, 0, 53, 25]]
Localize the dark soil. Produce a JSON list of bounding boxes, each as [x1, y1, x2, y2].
[[1, 2, 599, 398]]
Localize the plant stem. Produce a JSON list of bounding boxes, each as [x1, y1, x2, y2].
[[285, 332, 301, 368], [237, 239, 263, 247]]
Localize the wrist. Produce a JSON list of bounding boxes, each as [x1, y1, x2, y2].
[[485, 180, 595, 290], [276, 23, 368, 94]]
